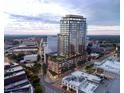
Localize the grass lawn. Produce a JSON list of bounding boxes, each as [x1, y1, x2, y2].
[[49, 55, 66, 62], [84, 64, 96, 74]]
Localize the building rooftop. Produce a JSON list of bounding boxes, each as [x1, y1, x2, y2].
[[4, 62, 33, 93], [48, 52, 84, 63], [79, 81, 98, 93], [71, 71, 101, 83], [65, 14, 84, 18], [62, 71, 101, 93], [95, 56, 120, 74], [49, 55, 66, 62], [13, 46, 38, 52], [24, 54, 37, 58], [15, 46, 38, 49]]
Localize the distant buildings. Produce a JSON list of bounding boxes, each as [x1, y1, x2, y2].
[[61, 71, 101, 93], [21, 38, 39, 46], [5, 37, 47, 55], [13, 45, 38, 54], [14, 37, 47, 46], [58, 15, 87, 56], [4, 62, 33, 93]]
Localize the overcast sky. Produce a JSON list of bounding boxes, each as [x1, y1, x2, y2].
[[4, 0, 120, 35]]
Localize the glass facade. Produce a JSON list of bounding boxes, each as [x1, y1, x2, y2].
[[58, 15, 87, 56]]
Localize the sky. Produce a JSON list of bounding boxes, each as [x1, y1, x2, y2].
[[4, 0, 120, 35]]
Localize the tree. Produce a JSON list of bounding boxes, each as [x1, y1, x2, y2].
[[32, 63, 41, 74], [7, 54, 17, 60], [77, 61, 83, 66], [37, 54, 41, 62], [16, 53, 24, 61], [13, 41, 19, 45], [35, 85, 42, 93], [23, 63, 42, 93], [87, 47, 92, 55], [42, 63, 47, 75], [17, 53, 24, 58], [30, 75, 40, 86], [33, 63, 41, 69]]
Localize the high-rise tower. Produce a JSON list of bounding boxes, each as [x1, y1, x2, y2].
[[58, 15, 87, 56]]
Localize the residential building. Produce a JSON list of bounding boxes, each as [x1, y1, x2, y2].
[[4, 62, 33, 93], [47, 15, 87, 77], [58, 15, 87, 56], [47, 52, 86, 78]]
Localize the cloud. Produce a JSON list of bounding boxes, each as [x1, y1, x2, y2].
[[47, 0, 120, 25], [4, 0, 120, 35], [88, 25, 120, 31], [7, 13, 59, 24], [87, 25, 120, 35]]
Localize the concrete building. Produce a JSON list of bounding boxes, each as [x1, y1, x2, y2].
[[58, 15, 87, 56], [13, 45, 38, 54], [94, 56, 120, 78], [20, 54, 38, 63], [62, 71, 101, 93], [4, 62, 33, 93]]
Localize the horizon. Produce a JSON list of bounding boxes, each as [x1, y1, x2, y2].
[[4, 34, 120, 36]]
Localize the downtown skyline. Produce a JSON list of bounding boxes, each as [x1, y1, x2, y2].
[[4, 0, 120, 35]]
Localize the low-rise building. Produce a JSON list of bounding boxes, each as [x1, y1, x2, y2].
[[20, 54, 38, 67], [13, 46, 38, 54], [47, 53, 86, 78], [4, 62, 33, 93], [94, 56, 120, 78], [62, 71, 101, 93], [21, 54, 38, 62]]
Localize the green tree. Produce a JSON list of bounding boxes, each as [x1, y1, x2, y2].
[[30, 75, 40, 86], [7, 54, 17, 60], [42, 63, 47, 75], [35, 85, 42, 93], [32, 63, 41, 74], [37, 54, 41, 62]]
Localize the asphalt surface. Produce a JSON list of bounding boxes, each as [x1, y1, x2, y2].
[[40, 76, 63, 93], [95, 73, 120, 93]]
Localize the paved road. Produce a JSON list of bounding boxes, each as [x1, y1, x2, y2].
[[95, 72, 120, 93], [40, 76, 63, 93]]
